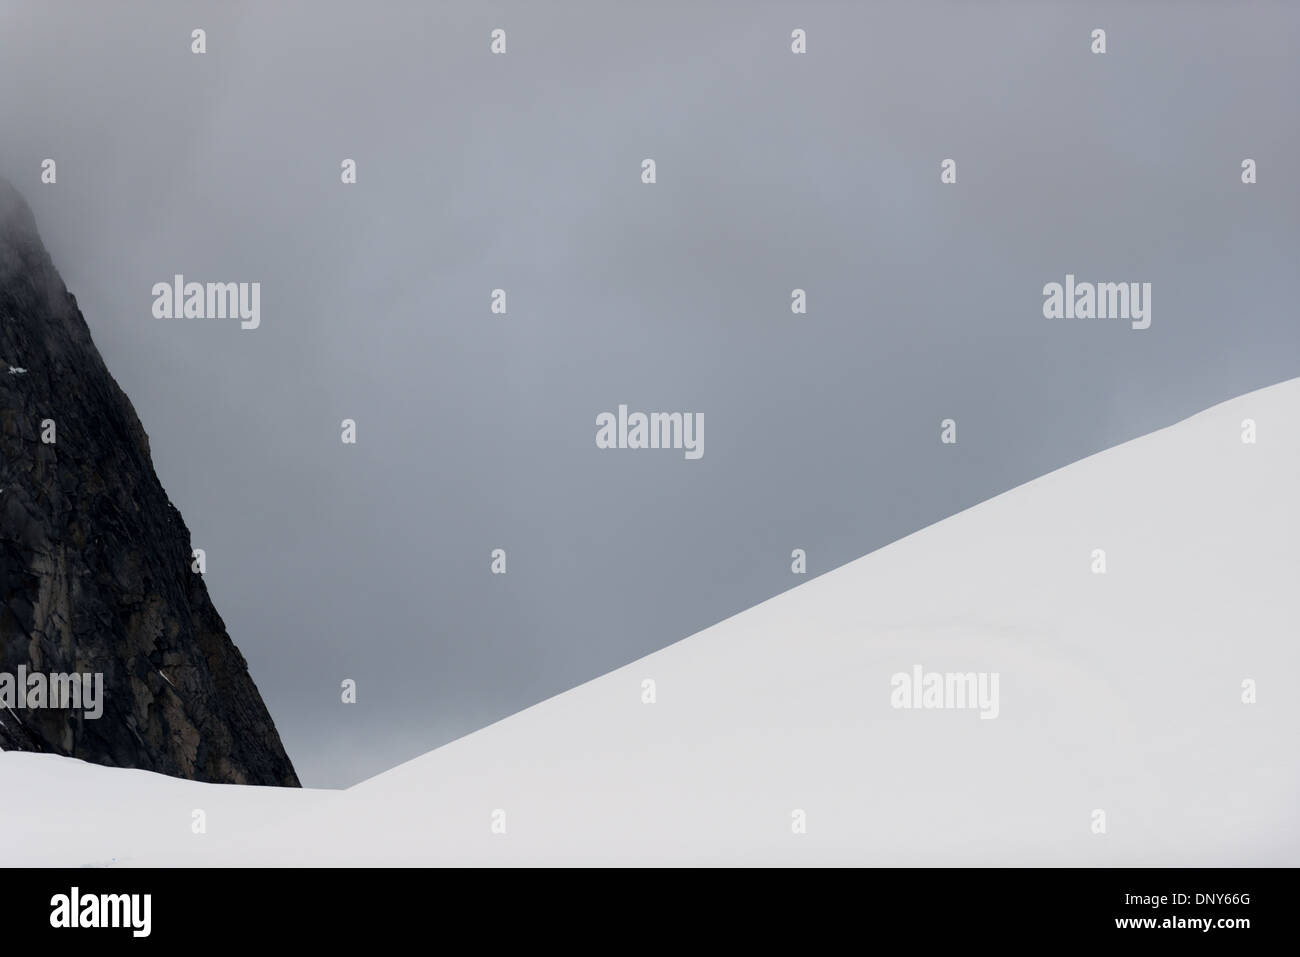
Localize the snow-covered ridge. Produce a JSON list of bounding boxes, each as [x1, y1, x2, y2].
[[3, 377, 1297, 866]]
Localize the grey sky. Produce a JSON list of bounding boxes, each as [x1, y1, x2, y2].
[[2, 1, 1296, 787]]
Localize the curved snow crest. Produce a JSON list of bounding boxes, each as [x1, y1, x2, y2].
[[3, 377, 1298, 866]]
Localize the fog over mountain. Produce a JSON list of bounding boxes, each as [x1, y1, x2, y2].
[[0, 2, 1295, 786], [0, 177, 298, 786]]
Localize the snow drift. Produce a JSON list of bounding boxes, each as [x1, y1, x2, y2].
[[3, 377, 1297, 866]]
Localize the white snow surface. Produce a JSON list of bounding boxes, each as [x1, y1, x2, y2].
[[2, 378, 1297, 866]]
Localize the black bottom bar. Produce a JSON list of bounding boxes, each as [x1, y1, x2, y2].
[[1, 866, 1283, 944]]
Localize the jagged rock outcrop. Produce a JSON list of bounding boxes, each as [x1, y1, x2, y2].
[[0, 177, 299, 786]]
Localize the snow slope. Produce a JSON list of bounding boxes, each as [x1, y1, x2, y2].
[[3, 378, 1297, 866]]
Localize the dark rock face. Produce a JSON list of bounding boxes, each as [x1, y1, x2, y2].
[[0, 178, 299, 786]]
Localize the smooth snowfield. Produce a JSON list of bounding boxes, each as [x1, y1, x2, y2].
[[3, 378, 1297, 866]]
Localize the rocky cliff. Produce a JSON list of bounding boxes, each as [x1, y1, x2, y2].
[[0, 177, 299, 786]]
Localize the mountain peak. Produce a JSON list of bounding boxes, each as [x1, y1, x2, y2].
[[0, 175, 38, 235], [0, 178, 299, 786]]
